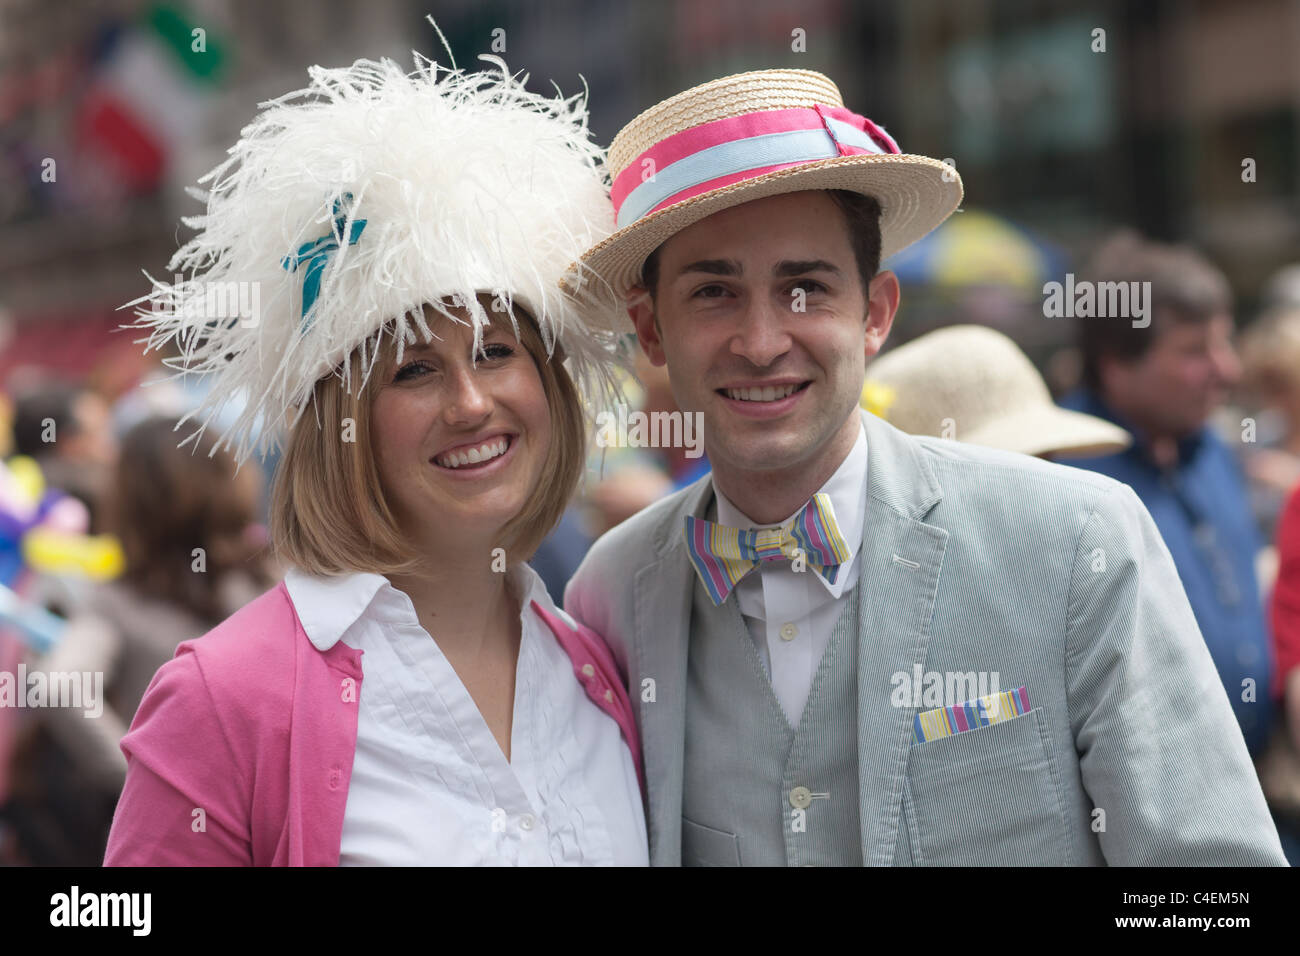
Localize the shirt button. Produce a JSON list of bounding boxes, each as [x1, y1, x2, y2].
[[780, 623, 798, 641], [789, 786, 812, 809], [581, 664, 596, 678], [519, 813, 536, 831], [603, 689, 614, 703]]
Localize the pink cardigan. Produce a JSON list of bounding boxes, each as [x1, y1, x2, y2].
[[103, 581, 643, 866]]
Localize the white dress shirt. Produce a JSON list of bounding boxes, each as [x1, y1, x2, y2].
[[284, 562, 648, 866], [713, 417, 868, 728]]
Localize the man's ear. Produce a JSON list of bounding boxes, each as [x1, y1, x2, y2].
[[628, 285, 668, 366], [864, 269, 901, 360]]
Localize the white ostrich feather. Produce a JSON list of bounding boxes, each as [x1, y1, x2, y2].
[[124, 51, 625, 465]]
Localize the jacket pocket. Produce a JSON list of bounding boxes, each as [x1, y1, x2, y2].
[[682, 816, 741, 867], [903, 708, 1069, 865]]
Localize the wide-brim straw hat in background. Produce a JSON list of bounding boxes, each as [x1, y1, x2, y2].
[[563, 69, 964, 304], [862, 324, 1132, 459]]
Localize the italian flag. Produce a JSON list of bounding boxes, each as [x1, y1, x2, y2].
[[77, 4, 227, 193]]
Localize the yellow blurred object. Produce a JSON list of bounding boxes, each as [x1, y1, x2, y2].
[[7, 455, 45, 505], [931, 210, 1048, 290], [0, 395, 12, 459], [860, 380, 897, 420], [22, 529, 126, 581]]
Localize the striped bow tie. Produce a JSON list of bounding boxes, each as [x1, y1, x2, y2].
[[683, 493, 851, 606]]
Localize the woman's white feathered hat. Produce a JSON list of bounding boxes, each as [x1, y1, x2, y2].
[[127, 52, 623, 465]]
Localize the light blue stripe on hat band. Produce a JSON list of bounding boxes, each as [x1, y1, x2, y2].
[[616, 118, 885, 230]]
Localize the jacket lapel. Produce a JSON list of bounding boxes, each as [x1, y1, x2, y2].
[[633, 476, 713, 867], [853, 411, 948, 865]]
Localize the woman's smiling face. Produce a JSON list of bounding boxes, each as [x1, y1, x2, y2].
[[369, 296, 552, 552]]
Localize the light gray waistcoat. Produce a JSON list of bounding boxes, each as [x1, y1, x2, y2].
[[681, 570, 863, 866]]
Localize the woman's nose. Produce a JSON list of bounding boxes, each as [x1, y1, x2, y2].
[[443, 365, 493, 424]]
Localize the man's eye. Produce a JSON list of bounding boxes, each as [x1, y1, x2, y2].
[[693, 284, 729, 299], [789, 279, 827, 295], [393, 360, 433, 382]]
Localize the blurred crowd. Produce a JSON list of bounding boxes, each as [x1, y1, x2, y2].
[[2, 225, 1300, 866]]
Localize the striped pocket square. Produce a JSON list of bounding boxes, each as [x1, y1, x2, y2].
[[912, 686, 1032, 745]]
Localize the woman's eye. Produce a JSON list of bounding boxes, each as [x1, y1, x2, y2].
[[477, 343, 515, 360], [393, 360, 433, 382]]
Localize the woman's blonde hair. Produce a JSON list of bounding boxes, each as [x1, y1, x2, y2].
[[270, 299, 587, 576]]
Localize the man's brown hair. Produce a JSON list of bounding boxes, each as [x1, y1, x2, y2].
[[1076, 231, 1233, 390]]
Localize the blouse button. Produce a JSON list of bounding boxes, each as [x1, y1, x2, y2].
[[581, 664, 596, 678], [519, 813, 536, 831], [603, 689, 614, 703]]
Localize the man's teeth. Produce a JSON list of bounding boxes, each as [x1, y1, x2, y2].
[[724, 383, 801, 402], [435, 437, 509, 469]]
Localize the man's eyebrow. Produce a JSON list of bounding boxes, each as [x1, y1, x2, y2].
[[674, 258, 743, 278], [774, 259, 843, 277]]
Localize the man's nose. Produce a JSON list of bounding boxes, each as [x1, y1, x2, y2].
[[729, 297, 793, 368]]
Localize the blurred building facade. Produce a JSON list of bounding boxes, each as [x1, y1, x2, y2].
[[1, 0, 1297, 393]]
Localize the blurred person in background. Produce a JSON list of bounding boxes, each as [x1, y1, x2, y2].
[[0, 415, 274, 865], [1238, 305, 1300, 539], [1059, 232, 1272, 758], [862, 324, 1131, 461], [1057, 233, 1300, 860], [10, 381, 117, 534], [1268, 482, 1300, 861], [583, 348, 703, 537]]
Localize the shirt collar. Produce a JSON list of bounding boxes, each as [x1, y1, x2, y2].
[[712, 416, 868, 598], [1068, 387, 1208, 470], [283, 562, 555, 652]]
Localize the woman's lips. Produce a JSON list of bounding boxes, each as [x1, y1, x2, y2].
[[430, 434, 516, 476]]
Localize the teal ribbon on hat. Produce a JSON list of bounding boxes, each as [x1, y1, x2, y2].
[[281, 193, 367, 332]]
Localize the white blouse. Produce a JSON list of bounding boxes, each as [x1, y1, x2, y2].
[[284, 562, 648, 866]]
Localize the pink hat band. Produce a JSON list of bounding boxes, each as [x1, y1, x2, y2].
[[610, 104, 901, 230]]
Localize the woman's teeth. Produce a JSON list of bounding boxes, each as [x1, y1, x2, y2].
[[724, 383, 801, 402], [435, 437, 509, 469]]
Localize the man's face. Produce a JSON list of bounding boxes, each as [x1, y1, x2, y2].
[[629, 191, 897, 483], [1104, 311, 1242, 438]]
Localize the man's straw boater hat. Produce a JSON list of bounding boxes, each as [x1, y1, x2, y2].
[[564, 68, 964, 301]]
